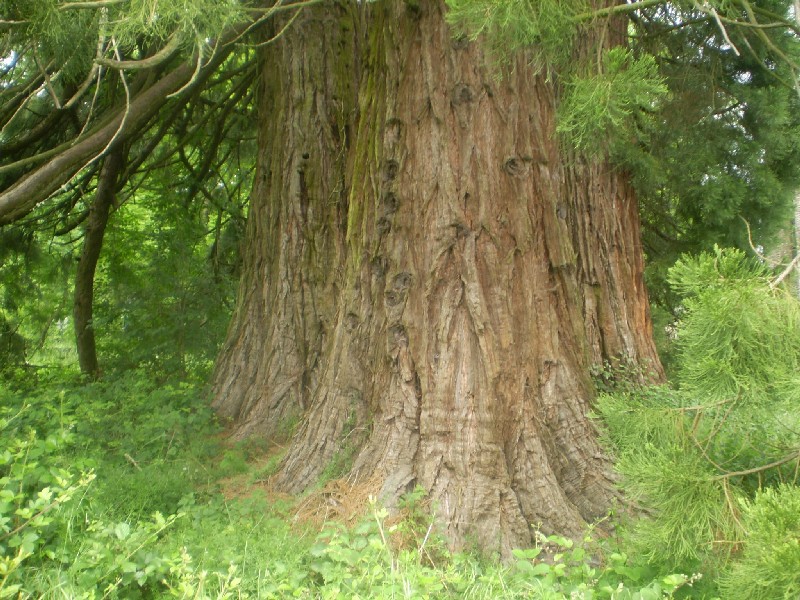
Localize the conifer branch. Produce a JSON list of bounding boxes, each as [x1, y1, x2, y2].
[[721, 478, 745, 532], [253, 7, 304, 47], [697, 2, 741, 56], [740, 0, 800, 72], [0, 84, 44, 139], [712, 451, 800, 480], [66, 40, 133, 192], [32, 50, 62, 108], [0, 63, 195, 224], [771, 253, 800, 289], [739, 216, 772, 266], [57, 0, 126, 9], [95, 33, 182, 70], [572, 0, 665, 22], [247, 0, 326, 15]]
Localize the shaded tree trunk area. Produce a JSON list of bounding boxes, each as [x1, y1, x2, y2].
[[213, 0, 662, 554], [795, 190, 800, 298], [74, 148, 124, 378]]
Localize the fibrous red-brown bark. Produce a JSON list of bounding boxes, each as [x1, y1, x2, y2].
[[212, 0, 662, 554]]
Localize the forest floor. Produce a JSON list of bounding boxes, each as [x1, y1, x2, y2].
[[0, 368, 704, 598]]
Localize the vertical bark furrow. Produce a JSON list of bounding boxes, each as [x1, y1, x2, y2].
[[212, 6, 360, 438]]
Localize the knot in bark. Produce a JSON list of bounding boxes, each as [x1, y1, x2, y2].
[[451, 83, 475, 106], [503, 156, 531, 178]]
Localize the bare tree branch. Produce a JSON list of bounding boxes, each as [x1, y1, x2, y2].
[[95, 34, 182, 70], [0, 63, 194, 225]]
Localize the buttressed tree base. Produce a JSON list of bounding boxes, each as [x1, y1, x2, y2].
[[212, 0, 662, 555]]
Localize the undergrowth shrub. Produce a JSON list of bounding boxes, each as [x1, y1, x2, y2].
[[0, 355, 730, 598], [597, 247, 800, 596], [0, 416, 93, 598], [287, 497, 695, 599], [0, 371, 239, 598]]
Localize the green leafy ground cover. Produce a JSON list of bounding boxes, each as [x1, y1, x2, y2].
[[0, 371, 693, 599], [2, 248, 799, 599]]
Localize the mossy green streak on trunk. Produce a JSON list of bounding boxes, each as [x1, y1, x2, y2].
[[213, 0, 662, 554]]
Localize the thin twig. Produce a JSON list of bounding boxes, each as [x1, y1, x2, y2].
[[722, 478, 745, 532], [691, 431, 728, 474], [712, 450, 800, 480], [65, 9, 107, 112], [739, 216, 772, 264], [701, 392, 740, 450], [58, 39, 131, 197], [704, 2, 741, 56], [247, 0, 326, 16], [254, 8, 304, 47], [572, 0, 664, 22], [124, 453, 142, 471], [78, 64, 104, 138], [0, 90, 36, 140], [95, 33, 182, 70], [31, 51, 62, 109], [741, 0, 800, 72], [58, 0, 125, 9], [166, 35, 208, 99], [771, 253, 800, 289]]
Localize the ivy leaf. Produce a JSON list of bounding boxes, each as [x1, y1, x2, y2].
[[114, 522, 131, 541]]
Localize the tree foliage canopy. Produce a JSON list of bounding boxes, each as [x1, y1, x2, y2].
[[447, 0, 800, 306], [0, 0, 796, 230]]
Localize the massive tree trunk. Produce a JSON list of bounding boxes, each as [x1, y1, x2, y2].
[[213, 0, 662, 553]]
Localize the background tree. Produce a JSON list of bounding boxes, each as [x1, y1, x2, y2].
[[0, 0, 259, 377]]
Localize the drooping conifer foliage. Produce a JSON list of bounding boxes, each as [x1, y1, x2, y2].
[[597, 247, 800, 594], [0, 0, 268, 375]]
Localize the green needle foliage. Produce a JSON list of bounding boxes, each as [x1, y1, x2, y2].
[[670, 247, 800, 406], [445, 0, 590, 71], [597, 247, 800, 594], [445, 0, 800, 315], [720, 484, 800, 600], [557, 47, 669, 154]]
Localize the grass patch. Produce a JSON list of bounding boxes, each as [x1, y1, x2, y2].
[[0, 368, 712, 598]]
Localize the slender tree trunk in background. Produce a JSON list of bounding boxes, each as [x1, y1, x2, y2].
[[213, 0, 662, 554], [74, 148, 123, 378], [794, 2, 800, 299], [794, 190, 800, 299]]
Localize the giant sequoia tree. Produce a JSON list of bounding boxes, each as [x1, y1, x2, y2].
[[212, 2, 664, 551], [2, 0, 798, 552], [211, 0, 798, 551]]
